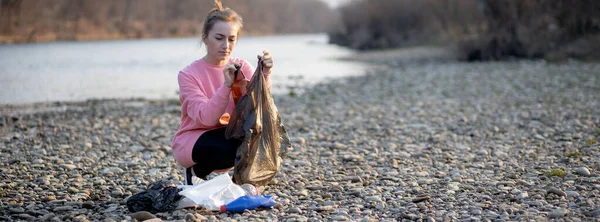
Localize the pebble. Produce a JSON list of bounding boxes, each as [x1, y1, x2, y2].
[[322, 193, 333, 199], [547, 187, 567, 197], [332, 215, 350, 221], [9, 207, 25, 214], [17, 214, 36, 220], [360, 218, 378, 222], [534, 134, 545, 140], [296, 190, 308, 196], [574, 167, 591, 176], [417, 179, 432, 185], [183, 212, 197, 221], [314, 206, 333, 211], [101, 167, 124, 175], [331, 142, 347, 149], [288, 207, 302, 214], [517, 192, 529, 199], [59, 164, 77, 170], [346, 176, 363, 183], [41, 213, 56, 221], [592, 209, 600, 218], [289, 137, 306, 144], [412, 195, 431, 203], [82, 202, 94, 209], [196, 214, 208, 220], [365, 196, 382, 202], [550, 208, 569, 218], [525, 201, 544, 207], [130, 145, 145, 152], [53, 206, 72, 212], [73, 215, 90, 222], [566, 191, 580, 198], [111, 190, 123, 197], [130, 211, 156, 221]]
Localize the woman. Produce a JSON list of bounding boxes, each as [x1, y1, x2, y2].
[[172, 0, 274, 185]]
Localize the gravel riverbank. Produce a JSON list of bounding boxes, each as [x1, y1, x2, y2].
[[1, 50, 599, 221]]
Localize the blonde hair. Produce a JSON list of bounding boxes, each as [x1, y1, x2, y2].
[[202, 0, 244, 38]]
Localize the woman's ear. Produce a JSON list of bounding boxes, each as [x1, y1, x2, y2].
[[201, 34, 207, 44]]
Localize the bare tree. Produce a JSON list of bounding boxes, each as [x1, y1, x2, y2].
[[0, 0, 22, 35]]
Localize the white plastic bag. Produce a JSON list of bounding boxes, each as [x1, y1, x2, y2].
[[177, 173, 246, 211]]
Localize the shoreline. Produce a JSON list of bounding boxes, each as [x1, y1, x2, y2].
[[2, 48, 600, 221], [0, 32, 325, 45]]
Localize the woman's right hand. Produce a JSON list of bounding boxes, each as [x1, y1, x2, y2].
[[223, 62, 241, 88]]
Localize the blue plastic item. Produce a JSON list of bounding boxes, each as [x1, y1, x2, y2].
[[220, 195, 276, 213]]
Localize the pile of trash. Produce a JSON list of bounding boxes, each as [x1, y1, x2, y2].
[[127, 174, 276, 213]]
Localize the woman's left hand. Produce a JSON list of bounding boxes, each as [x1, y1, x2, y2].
[[257, 50, 274, 75]]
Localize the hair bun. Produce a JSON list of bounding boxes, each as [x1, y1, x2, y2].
[[213, 0, 224, 11]]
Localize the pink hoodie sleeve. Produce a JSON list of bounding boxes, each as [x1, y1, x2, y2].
[[178, 71, 231, 127]]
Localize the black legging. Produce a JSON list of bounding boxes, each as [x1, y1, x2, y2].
[[189, 127, 242, 180]]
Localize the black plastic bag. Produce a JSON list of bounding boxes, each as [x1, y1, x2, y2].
[[126, 181, 183, 213], [225, 58, 291, 187]]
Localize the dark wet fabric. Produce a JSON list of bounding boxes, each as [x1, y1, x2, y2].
[[225, 58, 291, 187], [126, 181, 182, 213]]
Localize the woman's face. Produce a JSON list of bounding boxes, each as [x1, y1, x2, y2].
[[203, 21, 239, 64]]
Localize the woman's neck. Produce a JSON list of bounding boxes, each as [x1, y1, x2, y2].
[[202, 55, 228, 66]]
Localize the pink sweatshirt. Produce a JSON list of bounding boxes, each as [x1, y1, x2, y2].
[[172, 57, 271, 168]]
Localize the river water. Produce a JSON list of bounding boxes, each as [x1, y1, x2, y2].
[[0, 34, 373, 105]]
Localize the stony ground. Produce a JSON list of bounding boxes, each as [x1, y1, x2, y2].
[[1, 52, 599, 221]]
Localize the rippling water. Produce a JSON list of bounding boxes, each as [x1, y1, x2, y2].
[[0, 34, 373, 105]]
